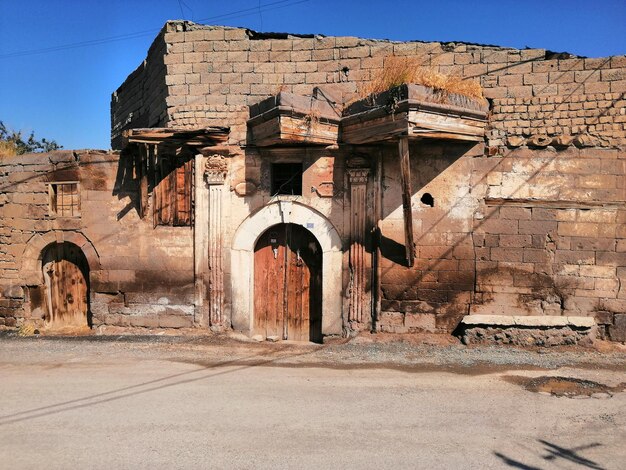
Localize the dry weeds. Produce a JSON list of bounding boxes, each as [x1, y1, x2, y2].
[[357, 55, 483, 101], [0, 141, 17, 157]]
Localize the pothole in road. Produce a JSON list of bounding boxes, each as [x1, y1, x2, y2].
[[504, 375, 626, 399]]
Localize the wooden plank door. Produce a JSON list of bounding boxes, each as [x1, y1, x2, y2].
[[254, 224, 322, 342], [254, 228, 287, 338], [42, 243, 89, 328]]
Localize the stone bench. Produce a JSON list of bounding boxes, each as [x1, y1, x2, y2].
[[458, 315, 596, 347]]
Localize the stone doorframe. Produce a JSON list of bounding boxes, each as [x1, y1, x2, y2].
[[20, 231, 101, 285], [231, 200, 343, 338]]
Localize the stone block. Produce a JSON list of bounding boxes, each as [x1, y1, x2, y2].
[[129, 315, 160, 328], [609, 314, 626, 342], [513, 316, 568, 327], [461, 315, 516, 326], [158, 314, 194, 328], [404, 313, 436, 332]]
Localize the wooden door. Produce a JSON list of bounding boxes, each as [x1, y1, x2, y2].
[[254, 224, 322, 342], [42, 242, 89, 328]]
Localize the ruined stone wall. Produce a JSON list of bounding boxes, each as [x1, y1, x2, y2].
[[110, 28, 170, 149], [0, 150, 196, 330], [107, 22, 626, 338], [112, 21, 625, 150]]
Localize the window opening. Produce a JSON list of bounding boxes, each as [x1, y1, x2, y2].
[[48, 182, 80, 217], [271, 163, 303, 196]]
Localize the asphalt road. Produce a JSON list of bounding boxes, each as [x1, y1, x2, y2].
[[0, 336, 624, 469]]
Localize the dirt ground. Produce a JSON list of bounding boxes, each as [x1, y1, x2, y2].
[[0, 332, 625, 469]]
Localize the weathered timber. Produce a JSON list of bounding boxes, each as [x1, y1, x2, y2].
[[123, 127, 229, 147], [398, 137, 415, 267], [341, 84, 488, 144]]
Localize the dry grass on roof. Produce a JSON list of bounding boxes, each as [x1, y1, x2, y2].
[[358, 55, 483, 100]]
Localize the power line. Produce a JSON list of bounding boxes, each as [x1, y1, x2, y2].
[[177, 0, 186, 21], [0, 0, 309, 59]]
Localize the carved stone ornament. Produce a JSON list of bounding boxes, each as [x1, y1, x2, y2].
[[205, 154, 228, 184], [346, 154, 369, 168], [347, 168, 369, 185]]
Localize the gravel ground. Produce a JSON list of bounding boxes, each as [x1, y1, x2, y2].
[[1, 330, 625, 374]]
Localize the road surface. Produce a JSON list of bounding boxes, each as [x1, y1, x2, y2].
[[0, 335, 624, 469]]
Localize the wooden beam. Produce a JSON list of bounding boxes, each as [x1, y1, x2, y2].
[[398, 137, 415, 267], [138, 144, 149, 219]]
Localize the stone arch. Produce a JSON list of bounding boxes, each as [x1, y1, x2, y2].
[[231, 201, 343, 338], [21, 231, 100, 285]]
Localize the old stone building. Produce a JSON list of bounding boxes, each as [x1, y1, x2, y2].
[[1, 21, 625, 343]]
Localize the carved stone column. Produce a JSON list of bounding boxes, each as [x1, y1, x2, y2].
[[205, 155, 228, 327], [347, 161, 370, 326]]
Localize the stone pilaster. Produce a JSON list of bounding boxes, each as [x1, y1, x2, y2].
[[347, 164, 370, 325], [203, 155, 228, 327]]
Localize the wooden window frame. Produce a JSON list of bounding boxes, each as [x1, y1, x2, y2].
[[153, 155, 193, 227], [48, 181, 80, 218]]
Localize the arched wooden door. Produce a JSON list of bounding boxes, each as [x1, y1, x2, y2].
[[254, 223, 322, 342], [42, 242, 90, 328]]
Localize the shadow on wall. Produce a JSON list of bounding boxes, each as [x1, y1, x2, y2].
[[112, 144, 194, 222]]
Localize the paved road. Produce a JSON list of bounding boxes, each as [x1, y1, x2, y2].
[[0, 337, 624, 469]]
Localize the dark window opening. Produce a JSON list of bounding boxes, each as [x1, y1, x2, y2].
[[421, 193, 434, 207], [271, 163, 303, 196]]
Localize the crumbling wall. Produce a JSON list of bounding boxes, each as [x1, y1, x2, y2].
[[110, 22, 625, 148], [110, 27, 170, 149], [105, 22, 626, 339], [0, 150, 196, 330]]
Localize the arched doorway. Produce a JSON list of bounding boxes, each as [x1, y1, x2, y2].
[[254, 223, 322, 342], [42, 242, 90, 328]]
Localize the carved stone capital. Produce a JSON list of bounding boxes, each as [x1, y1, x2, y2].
[[205, 154, 228, 185], [347, 168, 369, 185]]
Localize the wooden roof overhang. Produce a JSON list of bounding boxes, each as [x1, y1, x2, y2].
[[340, 84, 489, 145], [247, 92, 341, 147], [122, 126, 230, 152]]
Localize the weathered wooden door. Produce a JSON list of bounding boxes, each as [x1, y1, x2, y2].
[[42, 242, 90, 328], [254, 223, 322, 342]]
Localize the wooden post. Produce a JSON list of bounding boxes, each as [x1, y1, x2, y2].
[[372, 151, 383, 331], [398, 137, 415, 267], [137, 145, 149, 219]]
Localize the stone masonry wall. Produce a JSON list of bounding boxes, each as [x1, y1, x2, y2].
[[112, 21, 625, 151], [0, 150, 196, 330], [107, 21, 626, 339], [378, 140, 483, 334], [472, 146, 626, 340], [110, 30, 170, 149]]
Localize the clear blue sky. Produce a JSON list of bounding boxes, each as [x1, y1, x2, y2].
[[1, 0, 625, 150]]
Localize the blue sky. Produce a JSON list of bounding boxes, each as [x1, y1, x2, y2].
[[1, 0, 625, 150]]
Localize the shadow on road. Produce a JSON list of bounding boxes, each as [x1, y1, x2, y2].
[[0, 349, 317, 426], [494, 439, 605, 470]]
